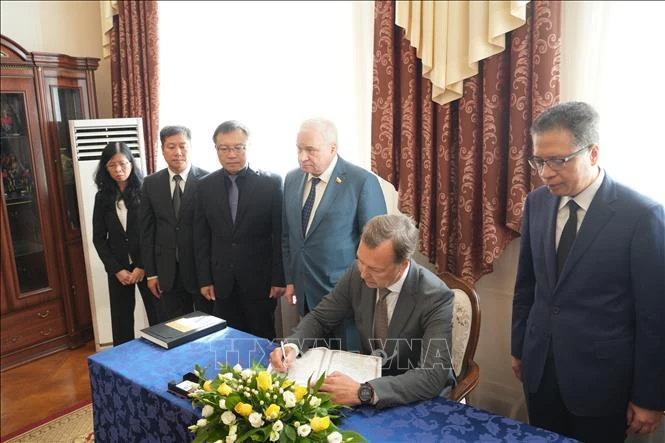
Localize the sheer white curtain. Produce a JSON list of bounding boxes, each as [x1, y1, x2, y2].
[[561, 1, 665, 204], [157, 1, 375, 178]]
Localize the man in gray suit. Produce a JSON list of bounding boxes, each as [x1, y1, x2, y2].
[[271, 214, 456, 408], [282, 117, 387, 349], [140, 126, 210, 322]]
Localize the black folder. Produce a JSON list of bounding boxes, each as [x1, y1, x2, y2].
[[139, 311, 226, 349]]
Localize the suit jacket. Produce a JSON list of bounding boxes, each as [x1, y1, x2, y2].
[[139, 166, 208, 294], [92, 192, 143, 274], [512, 173, 665, 416], [194, 167, 284, 299], [287, 260, 456, 408], [282, 156, 387, 315]]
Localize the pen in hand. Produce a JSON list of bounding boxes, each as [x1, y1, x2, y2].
[[280, 341, 288, 370]]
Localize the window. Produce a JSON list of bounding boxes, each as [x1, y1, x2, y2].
[[158, 1, 374, 178], [561, 1, 665, 204]]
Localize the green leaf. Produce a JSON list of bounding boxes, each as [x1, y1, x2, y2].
[[284, 424, 296, 440], [340, 430, 368, 443]]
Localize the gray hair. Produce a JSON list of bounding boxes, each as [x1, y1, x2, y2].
[[160, 125, 191, 145], [530, 101, 599, 148], [212, 120, 250, 142], [361, 213, 418, 263], [299, 117, 338, 147]]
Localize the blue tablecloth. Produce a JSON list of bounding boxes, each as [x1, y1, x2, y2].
[[88, 327, 577, 442]]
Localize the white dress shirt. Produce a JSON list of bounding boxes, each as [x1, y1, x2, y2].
[[556, 168, 605, 249], [115, 198, 133, 264], [168, 163, 192, 197], [373, 262, 410, 330], [302, 155, 338, 234]]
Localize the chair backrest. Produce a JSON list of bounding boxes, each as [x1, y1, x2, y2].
[[441, 272, 481, 384]]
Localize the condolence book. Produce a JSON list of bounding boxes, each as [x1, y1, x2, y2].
[[140, 311, 226, 349], [283, 347, 382, 385]]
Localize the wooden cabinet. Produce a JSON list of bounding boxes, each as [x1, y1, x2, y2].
[[0, 35, 99, 370]]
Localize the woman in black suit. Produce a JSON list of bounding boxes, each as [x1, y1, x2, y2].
[[92, 142, 159, 346]]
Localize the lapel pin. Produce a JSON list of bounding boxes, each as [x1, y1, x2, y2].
[[335, 177, 342, 184]]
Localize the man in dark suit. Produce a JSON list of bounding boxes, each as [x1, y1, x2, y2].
[[140, 126, 211, 322], [271, 213, 456, 408], [511, 102, 664, 442], [195, 121, 284, 339], [282, 117, 387, 348]]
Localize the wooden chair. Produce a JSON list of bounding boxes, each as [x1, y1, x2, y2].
[[441, 272, 481, 403]]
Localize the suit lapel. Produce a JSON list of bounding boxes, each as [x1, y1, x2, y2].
[[556, 175, 615, 286], [358, 281, 377, 340], [386, 262, 417, 340], [543, 193, 559, 290], [293, 172, 307, 240], [235, 168, 258, 228], [158, 169, 177, 223], [306, 158, 347, 238], [214, 171, 233, 228]]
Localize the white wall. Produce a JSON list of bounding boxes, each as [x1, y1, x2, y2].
[[0, 0, 112, 118]]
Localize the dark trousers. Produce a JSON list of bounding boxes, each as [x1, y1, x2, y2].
[[525, 346, 627, 443], [107, 266, 157, 346], [214, 280, 276, 340], [194, 292, 215, 315], [156, 264, 195, 322]]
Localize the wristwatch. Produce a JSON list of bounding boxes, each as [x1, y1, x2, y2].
[[358, 382, 374, 405]]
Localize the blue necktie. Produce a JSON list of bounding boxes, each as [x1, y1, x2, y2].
[[228, 174, 239, 223], [556, 200, 579, 279], [301, 177, 321, 236]]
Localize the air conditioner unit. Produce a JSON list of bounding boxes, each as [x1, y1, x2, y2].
[[69, 117, 150, 351]]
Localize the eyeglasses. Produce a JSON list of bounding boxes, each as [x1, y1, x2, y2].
[[528, 145, 590, 172], [216, 145, 246, 154], [106, 161, 131, 170]]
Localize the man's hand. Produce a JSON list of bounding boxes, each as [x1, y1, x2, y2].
[[269, 286, 286, 299], [115, 270, 132, 285], [200, 285, 216, 301], [626, 401, 664, 435], [147, 278, 162, 299], [319, 372, 362, 406], [129, 267, 145, 285], [283, 284, 297, 305], [511, 357, 522, 381], [269, 345, 296, 372]]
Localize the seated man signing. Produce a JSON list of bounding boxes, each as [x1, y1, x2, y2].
[[269, 213, 456, 408]]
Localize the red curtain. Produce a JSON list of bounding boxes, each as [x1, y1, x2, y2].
[[111, 0, 160, 174], [371, 1, 561, 284]]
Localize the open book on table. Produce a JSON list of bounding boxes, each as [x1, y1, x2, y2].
[[278, 347, 382, 386]]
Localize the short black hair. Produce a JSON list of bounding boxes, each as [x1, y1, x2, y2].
[[160, 126, 191, 145]]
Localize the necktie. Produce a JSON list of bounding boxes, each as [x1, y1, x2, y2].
[[172, 174, 183, 219], [228, 174, 239, 223], [373, 288, 391, 345], [556, 200, 579, 279], [301, 177, 321, 236]]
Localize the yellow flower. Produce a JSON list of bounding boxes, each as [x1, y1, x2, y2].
[[217, 383, 232, 396], [281, 379, 294, 389], [293, 385, 308, 402], [310, 415, 330, 432], [203, 380, 213, 392], [234, 402, 253, 417], [264, 403, 280, 420], [256, 371, 272, 391]]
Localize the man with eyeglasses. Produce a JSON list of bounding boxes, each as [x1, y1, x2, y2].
[[511, 102, 664, 442], [140, 126, 211, 322], [281, 117, 387, 351], [194, 121, 285, 339]]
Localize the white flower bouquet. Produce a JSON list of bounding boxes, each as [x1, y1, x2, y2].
[[188, 362, 366, 443]]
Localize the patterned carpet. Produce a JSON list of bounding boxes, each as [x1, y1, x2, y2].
[[3, 403, 94, 443]]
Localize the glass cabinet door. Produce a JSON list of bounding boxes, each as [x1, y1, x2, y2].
[[0, 93, 49, 293], [51, 86, 84, 231]]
